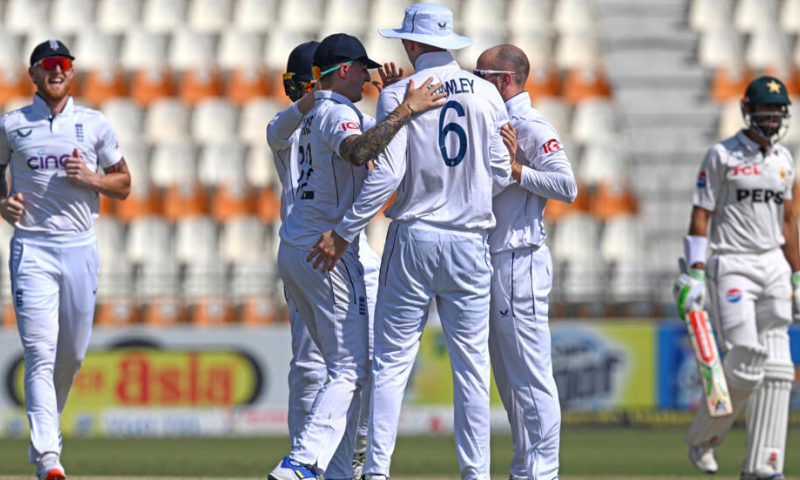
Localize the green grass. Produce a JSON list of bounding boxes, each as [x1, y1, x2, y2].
[[0, 427, 796, 477]]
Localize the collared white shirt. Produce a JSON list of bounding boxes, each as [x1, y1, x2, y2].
[[488, 92, 577, 254], [693, 130, 794, 254], [279, 90, 370, 251], [334, 51, 511, 243], [0, 95, 123, 235]]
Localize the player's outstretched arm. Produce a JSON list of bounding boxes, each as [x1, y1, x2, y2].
[[339, 77, 445, 167], [64, 149, 131, 200]]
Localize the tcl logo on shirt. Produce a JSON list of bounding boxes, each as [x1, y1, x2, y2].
[[542, 139, 562, 154], [341, 121, 360, 131], [732, 165, 762, 176]]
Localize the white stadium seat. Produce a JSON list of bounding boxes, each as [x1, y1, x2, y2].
[[142, 0, 187, 34], [323, 0, 371, 34], [781, 0, 800, 34], [689, 0, 733, 32], [245, 145, 278, 189], [121, 28, 168, 70], [126, 216, 172, 264], [508, 0, 553, 35], [600, 214, 644, 263], [240, 98, 283, 145], [555, 29, 602, 70], [218, 31, 263, 70], [532, 98, 572, 143], [183, 260, 228, 299], [745, 27, 791, 70], [551, 212, 601, 264], [188, 0, 232, 33], [97, 0, 140, 34], [265, 30, 318, 71], [191, 98, 238, 145], [74, 30, 118, 70], [369, 0, 414, 31], [571, 99, 620, 146], [0, 31, 24, 69], [462, 0, 506, 30], [277, 0, 323, 34], [50, 0, 94, 34], [553, 0, 598, 34], [198, 141, 247, 187], [168, 28, 216, 71], [220, 216, 267, 263], [734, 0, 778, 34], [577, 145, 628, 186], [174, 216, 219, 264], [101, 98, 143, 145], [6, 0, 48, 34], [698, 26, 743, 68], [144, 99, 191, 144], [150, 142, 196, 188], [233, 0, 277, 33]]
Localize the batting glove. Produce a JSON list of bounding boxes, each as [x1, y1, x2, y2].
[[674, 258, 706, 321], [792, 272, 800, 324]]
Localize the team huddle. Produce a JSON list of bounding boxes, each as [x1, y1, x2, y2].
[[267, 4, 575, 480], [0, 2, 796, 480]]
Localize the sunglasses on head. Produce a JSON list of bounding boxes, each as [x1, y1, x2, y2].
[[473, 69, 515, 78], [34, 57, 73, 71]]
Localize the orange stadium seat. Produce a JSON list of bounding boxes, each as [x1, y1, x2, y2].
[[211, 183, 256, 222], [130, 67, 175, 107], [225, 67, 271, 106], [95, 298, 141, 328], [711, 64, 753, 103], [763, 64, 800, 97], [562, 67, 612, 105], [543, 181, 590, 223], [142, 298, 188, 327], [115, 183, 162, 224], [179, 67, 223, 105], [162, 181, 209, 222], [190, 297, 236, 327], [0, 68, 33, 105], [256, 186, 281, 223], [1, 301, 15, 330], [99, 193, 114, 216], [79, 68, 128, 107], [590, 179, 639, 221], [241, 296, 280, 326], [525, 65, 561, 99]]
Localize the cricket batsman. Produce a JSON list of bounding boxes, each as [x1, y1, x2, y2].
[[674, 76, 798, 480]]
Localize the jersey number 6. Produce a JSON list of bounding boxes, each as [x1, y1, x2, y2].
[[438, 101, 466, 167]]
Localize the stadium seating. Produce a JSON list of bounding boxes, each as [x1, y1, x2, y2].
[[4, 0, 796, 326]]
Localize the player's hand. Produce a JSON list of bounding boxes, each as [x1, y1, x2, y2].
[[0, 192, 24, 224], [64, 149, 96, 187], [501, 123, 523, 182], [792, 272, 800, 324], [307, 230, 351, 273], [673, 258, 706, 321], [372, 62, 405, 92], [402, 77, 446, 115]]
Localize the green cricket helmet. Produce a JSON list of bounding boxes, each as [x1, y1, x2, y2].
[[741, 76, 792, 144]]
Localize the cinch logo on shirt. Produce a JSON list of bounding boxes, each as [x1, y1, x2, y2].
[[26, 150, 71, 170], [732, 165, 762, 176], [736, 189, 784, 204]]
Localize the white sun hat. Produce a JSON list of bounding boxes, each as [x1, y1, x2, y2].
[[378, 3, 474, 50]]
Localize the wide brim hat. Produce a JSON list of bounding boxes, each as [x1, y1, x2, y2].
[[379, 3, 474, 50]]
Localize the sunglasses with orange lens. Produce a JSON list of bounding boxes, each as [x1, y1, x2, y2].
[[35, 57, 73, 71]]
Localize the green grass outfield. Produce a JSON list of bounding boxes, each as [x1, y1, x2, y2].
[[0, 427, 797, 478]]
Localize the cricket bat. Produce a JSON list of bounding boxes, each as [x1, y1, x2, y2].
[[686, 309, 733, 417]]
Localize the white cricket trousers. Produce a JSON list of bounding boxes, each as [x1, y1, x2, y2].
[[278, 242, 369, 472], [364, 220, 492, 480], [489, 246, 560, 480], [9, 230, 98, 464]]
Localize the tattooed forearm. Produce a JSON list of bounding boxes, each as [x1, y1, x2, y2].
[[0, 165, 7, 198], [339, 106, 411, 166], [104, 159, 129, 174]]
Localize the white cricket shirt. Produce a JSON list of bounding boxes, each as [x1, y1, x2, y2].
[[693, 130, 794, 254], [488, 92, 577, 254], [335, 51, 511, 243], [279, 90, 370, 251], [0, 95, 123, 235], [267, 102, 304, 223]]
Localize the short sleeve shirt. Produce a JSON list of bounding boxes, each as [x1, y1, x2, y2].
[[693, 131, 794, 253], [0, 95, 123, 234]]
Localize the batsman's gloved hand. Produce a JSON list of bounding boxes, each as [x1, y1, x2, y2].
[[792, 272, 800, 324], [673, 258, 706, 321]]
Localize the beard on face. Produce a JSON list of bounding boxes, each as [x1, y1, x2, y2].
[[35, 71, 72, 102]]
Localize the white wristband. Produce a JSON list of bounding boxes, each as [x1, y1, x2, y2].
[[684, 235, 708, 267]]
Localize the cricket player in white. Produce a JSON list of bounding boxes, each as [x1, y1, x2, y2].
[[269, 33, 445, 480], [675, 76, 798, 480], [0, 40, 131, 480], [267, 41, 400, 479], [476, 45, 577, 480], [308, 5, 512, 479]]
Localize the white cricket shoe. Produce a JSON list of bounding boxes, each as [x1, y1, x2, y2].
[[364, 475, 386, 480], [269, 456, 318, 480], [689, 444, 718, 474], [37, 452, 66, 480], [740, 471, 784, 480], [352, 452, 365, 480]]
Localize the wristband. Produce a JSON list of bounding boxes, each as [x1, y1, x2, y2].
[[684, 235, 708, 267], [405, 103, 414, 115], [792, 271, 800, 287]]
